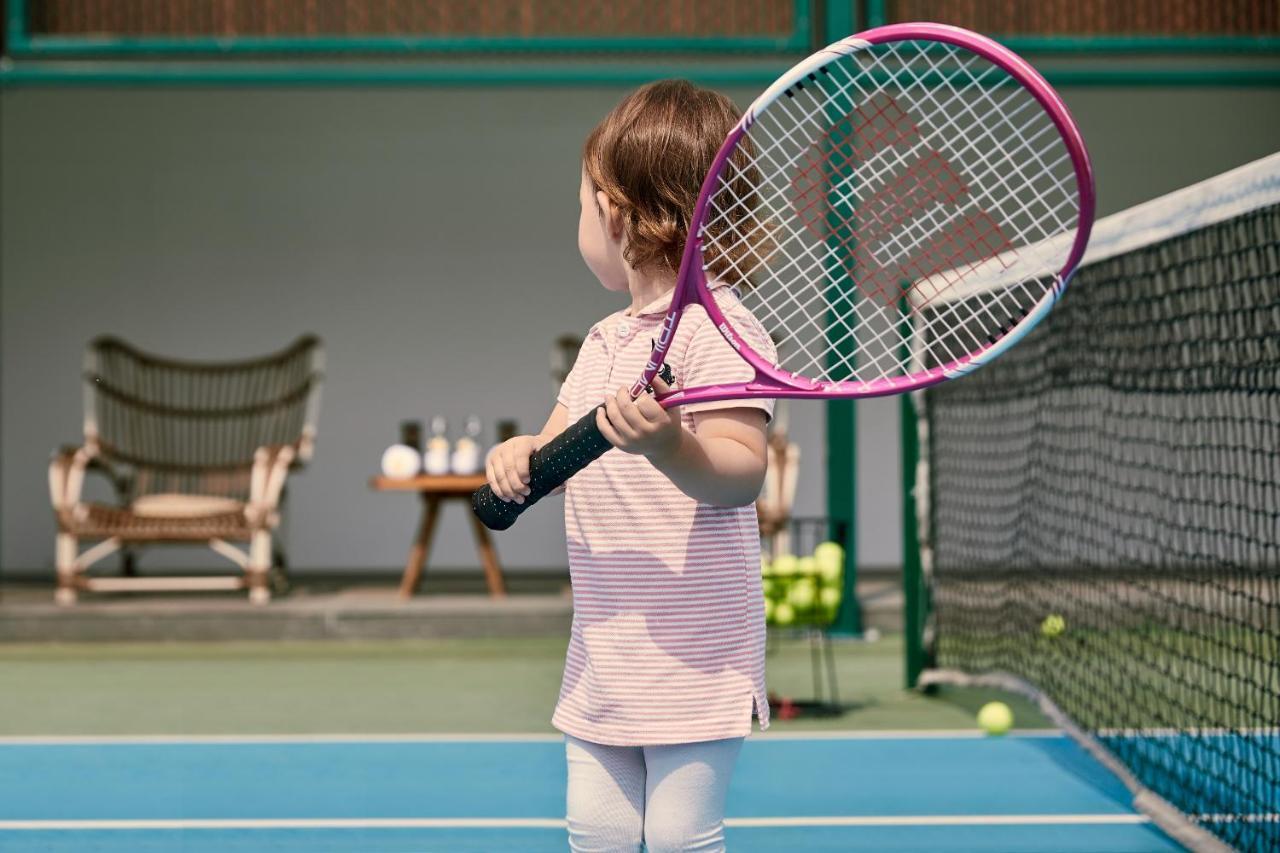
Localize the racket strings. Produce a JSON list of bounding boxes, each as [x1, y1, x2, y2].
[[713, 86, 1004, 379], [699, 38, 1080, 386], [838, 42, 1077, 344], [708, 66, 1010, 379], [828, 49, 1067, 371]]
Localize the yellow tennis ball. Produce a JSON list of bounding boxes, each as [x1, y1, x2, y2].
[[819, 586, 842, 609], [977, 702, 1013, 736], [772, 555, 798, 576], [814, 541, 843, 573], [796, 556, 817, 578], [788, 580, 816, 609], [1041, 614, 1066, 637]]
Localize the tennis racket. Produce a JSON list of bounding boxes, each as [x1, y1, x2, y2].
[[473, 22, 1094, 531]]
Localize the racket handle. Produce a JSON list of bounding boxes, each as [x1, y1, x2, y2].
[[471, 407, 611, 531]]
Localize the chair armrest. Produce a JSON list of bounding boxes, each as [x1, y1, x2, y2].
[[296, 426, 317, 465], [48, 445, 96, 512], [246, 444, 298, 527]]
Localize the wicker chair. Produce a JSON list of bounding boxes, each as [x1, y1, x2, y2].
[[48, 335, 324, 605]]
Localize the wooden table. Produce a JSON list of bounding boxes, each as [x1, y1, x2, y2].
[[370, 474, 507, 599]]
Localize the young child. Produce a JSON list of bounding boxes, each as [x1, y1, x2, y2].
[[485, 79, 775, 853]]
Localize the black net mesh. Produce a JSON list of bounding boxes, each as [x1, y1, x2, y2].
[[918, 202, 1280, 851]]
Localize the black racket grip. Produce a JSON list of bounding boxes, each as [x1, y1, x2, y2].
[[472, 406, 611, 531]]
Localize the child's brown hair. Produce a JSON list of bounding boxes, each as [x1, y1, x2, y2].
[[583, 79, 765, 286]]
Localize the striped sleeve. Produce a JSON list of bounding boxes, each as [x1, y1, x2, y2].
[[556, 344, 586, 410], [677, 307, 776, 421]]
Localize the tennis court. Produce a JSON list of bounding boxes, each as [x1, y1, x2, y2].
[[0, 635, 1184, 853], [1, 733, 1185, 852], [2, 3, 1278, 853]]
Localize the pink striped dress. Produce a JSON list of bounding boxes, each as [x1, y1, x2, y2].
[[552, 282, 776, 747]]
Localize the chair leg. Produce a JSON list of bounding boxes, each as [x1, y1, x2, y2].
[[247, 530, 272, 605], [55, 533, 78, 606], [121, 547, 138, 577]]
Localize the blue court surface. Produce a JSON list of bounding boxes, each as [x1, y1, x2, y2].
[[0, 732, 1181, 852]]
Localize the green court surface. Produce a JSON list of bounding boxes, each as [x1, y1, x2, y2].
[[0, 634, 1048, 736]]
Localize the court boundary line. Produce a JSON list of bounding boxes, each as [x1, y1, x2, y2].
[[0, 729, 1063, 745], [0, 814, 1154, 832]]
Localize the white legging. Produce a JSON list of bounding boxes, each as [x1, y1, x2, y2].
[[565, 734, 744, 853]]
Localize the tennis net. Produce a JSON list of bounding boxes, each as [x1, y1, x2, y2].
[[905, 153, 1280, 853]]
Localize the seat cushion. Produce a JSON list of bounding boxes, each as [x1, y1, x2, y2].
[[131, 494, 245, 519]]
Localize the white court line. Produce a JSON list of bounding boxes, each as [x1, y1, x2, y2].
[[752, 729, 1062, 740], [0, 729, 1064, 745], [0, 814, 1152, 832], [0, 733, 565, 745]]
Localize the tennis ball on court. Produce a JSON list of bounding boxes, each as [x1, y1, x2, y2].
[[977, 702, 1014, 736], [772, 554, 798, 576], [796, 556, 817, 578], [1041, 614, 1066, 637], [788, 579, 817, 609], [773, 601, 796, 627]]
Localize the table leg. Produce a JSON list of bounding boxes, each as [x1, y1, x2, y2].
[[467, 510, 508, 598], [398, 495, 442, 598]]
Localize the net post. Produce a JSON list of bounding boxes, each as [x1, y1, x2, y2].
[[864, 0, 888, 28], [822, 1, 855, 44], [897, 292, 927, 688], [900, 389, 926, 688], [826, 400, 861, 636], [7, 0, 30, 52]]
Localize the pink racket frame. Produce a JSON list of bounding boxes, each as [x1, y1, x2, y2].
[[640, 23, 1096, 409]]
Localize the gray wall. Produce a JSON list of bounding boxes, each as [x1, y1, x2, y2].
[[2, 84, 1278, 576]]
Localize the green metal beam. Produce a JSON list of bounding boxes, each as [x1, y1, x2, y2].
[[4, 0, 815, 56], [0, 58, 798, 87], [999, 35, 1280, 54], [860, 0, 1279, 52], [3, 60, 1277, 88], [9, 33, 813, 55]]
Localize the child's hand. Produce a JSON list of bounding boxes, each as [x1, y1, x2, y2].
[[596, 376, 683, 460], [486, 434, 548, 504]]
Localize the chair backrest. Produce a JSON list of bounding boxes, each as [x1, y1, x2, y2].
[[83, 335, 324, 501]]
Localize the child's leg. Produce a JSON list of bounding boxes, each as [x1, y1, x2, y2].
[[565, 734, 646, 852], [642, 737, 744, 853]]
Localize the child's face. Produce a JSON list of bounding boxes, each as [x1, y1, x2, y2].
[[578, 169, 628, 293]]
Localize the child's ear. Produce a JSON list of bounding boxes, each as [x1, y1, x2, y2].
[[596, 190, 625, 241]]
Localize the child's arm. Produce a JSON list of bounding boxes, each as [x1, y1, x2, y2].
[[486, 404, 567, 504], [596, 378, 768, 507]]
